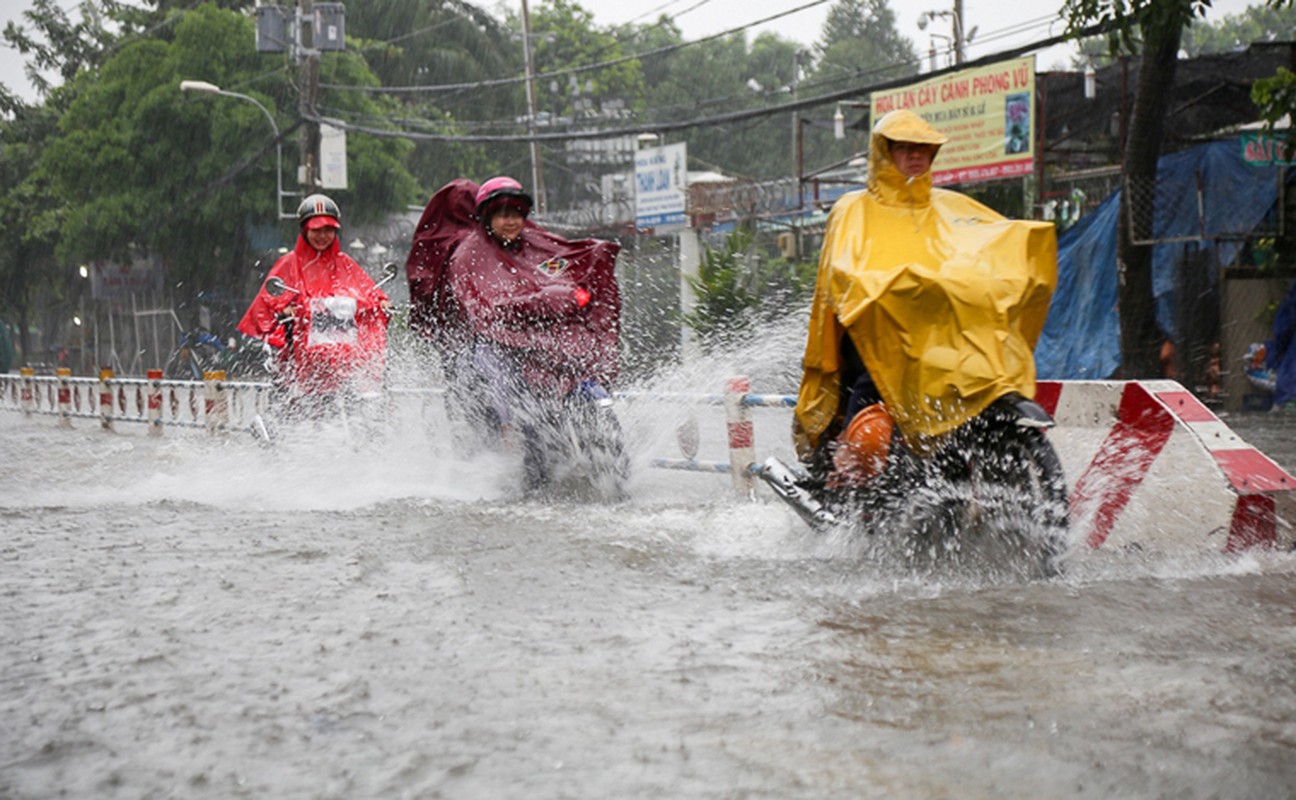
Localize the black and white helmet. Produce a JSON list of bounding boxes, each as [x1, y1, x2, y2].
[[297, 194, 342, 229]]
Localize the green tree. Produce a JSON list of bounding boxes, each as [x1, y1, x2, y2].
[[1061, 0, 1290, 377], [37, 3, 417, 298], [0, 102, 66, 362], [0, 0, 123, 361], [345, 0, 515, 192], [630, 30, 801, 181], [800, 0, 919, 187], [530, 0, 643, 118], [813, 0, 917, 84], [515, 0, 646, 208], [0, 0, 118, 112], [684, 226, 815, 353], [1183, 2, 1296, 54]]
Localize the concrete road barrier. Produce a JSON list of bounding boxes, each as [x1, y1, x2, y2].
[[1039, 380, 1295, 553]]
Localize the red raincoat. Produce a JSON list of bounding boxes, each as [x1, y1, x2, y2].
[[238, 234, 390, 395], [406, 179, 621, 395]]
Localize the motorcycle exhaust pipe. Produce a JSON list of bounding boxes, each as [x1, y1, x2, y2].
[[758, 457, 838, 532]]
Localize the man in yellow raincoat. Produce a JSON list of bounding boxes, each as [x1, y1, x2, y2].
[[794, 109, 1057, 476]]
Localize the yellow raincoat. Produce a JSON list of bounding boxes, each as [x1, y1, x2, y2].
[[794, 109, 1057, 452]]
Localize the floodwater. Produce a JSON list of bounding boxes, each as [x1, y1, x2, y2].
[[2, 369, 1295, 799]]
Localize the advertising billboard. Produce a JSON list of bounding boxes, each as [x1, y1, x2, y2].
[[870, 57, 1036, 186], [635, 142, 688, 231], [89, 256, 164, 301]]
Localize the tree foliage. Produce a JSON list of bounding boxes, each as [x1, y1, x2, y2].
[[0, 0, 118, 110], [684, 226, 815, 353], [1252, 67, 1296, 139], [800, 0, 919, 184], [814, 0, 917, 84], [0, 0, 918, 368], [345, 0, 514, 192], [1183, 1, 1296, 54], [38, 4, 415, 291]]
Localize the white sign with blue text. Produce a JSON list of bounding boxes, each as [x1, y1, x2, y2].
[[635, 142, 688, 231]]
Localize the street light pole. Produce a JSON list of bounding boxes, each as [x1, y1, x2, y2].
[[918, 2, 969, 68], [179, 80, 295, 220]]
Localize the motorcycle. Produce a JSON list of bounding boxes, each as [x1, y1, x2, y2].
[[250, 262, 399, 442], [758, 150, 1067, 577], [443, 355, 630, 501], [405, 178, 629, 500], [528, 380, 629, 500], [759, 394, 1068, 578]]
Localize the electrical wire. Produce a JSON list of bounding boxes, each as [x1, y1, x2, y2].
[[303, 20, 1116, 145], [616, 0, 715, 28], [319, 7, 1065, 138], [320, 0, 832, 95]]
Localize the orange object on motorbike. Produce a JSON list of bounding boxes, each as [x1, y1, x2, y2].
[[829, 402, 894, 487]]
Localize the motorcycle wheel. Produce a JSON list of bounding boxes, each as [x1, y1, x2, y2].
[[961, 425, 1069, 578], [539, 402, 630, 502]]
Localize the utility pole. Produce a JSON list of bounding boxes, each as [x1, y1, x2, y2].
[[298, 0, 320, 193], [520, 0, 546, 214], [954, 0, 965, 64], [791, 51, 801, 209]]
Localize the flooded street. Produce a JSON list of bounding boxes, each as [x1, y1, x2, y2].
[[2, 399, 1295, 798]]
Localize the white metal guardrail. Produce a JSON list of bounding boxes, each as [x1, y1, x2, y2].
[[0, 367, 279, 435], [616, 376, 793, 492]]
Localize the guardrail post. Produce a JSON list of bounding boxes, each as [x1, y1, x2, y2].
[[723, 375, 755, 495], [204, 370, 228, 435], [147, 369, 163, 436], [56, 368, 73, 428], [20, 366, 34, 416], [98, 368, 114, 431]]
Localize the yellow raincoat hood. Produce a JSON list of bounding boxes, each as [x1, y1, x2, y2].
[[794, 109, 1057, 448]]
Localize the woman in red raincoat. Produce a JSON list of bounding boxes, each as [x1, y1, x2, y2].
[[239, 194, 392, 411], [406, 177, 624, 492]]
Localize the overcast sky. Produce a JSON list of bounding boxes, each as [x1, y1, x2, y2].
[[573, 0, 1264, 68], [0, 0, 1268, 104]]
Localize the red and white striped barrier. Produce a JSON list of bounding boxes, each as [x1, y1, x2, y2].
[[98, 368, 114, 431], [147, 369, 163, 436], [723, 376, 756, 493], [203, 370, 228, 435], [56, 368, 73, 429], [1037, 380, 1295, 554]]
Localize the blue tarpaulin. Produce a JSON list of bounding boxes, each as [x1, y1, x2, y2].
[[1269, 280, 1296, 405], [1036, 138, 1288, 381]]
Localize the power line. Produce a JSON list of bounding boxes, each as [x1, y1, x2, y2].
[[317, 7, 1067, 136], [319, 0, 832, 95], [618, 0, 716, 28], [303, 20, 1116, 145]]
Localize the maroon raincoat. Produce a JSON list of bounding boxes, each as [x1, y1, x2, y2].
[[239, 235, 390, 395], [406, 179, 621, 395]]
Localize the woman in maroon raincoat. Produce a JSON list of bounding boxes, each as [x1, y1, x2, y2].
[[239, 194, 391, 407], [406, 177, 623, 490]]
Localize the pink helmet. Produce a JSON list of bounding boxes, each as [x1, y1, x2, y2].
[[475, 176, 533, 219]]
